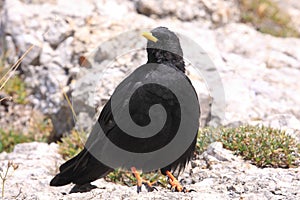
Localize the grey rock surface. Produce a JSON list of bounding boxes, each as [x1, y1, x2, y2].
[[135, 0, 240, 24], [0, 142, 299, 199]]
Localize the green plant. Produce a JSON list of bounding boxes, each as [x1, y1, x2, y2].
[[0, 125, 50, 153], [239, 0, 299, 37], [3, 75, 27, 104], [58, 129, 87, 160], [105, 169, 137, 186], [197, 125, 300, 168], [196, 127, 219, 154], [0, 129, 31, 153]]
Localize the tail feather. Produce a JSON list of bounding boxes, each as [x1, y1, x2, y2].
[[50, 148, 112, 186], [50, 172, 72, 186], [59, 149, 86, 172]]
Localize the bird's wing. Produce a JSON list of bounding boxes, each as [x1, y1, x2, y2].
[[97, 63, 195, 133], [83, 63, 199, 170]]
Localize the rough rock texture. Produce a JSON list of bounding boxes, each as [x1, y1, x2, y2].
[[135, 0, 240, 24], [1, 0, 300, 135], [0, 142, 299, 200], [0, 0, 300, 199]]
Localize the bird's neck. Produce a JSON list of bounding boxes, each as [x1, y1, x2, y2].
[[147, 49, 185, 73]]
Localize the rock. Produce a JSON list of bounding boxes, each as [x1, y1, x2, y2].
[[49, 105, 75, 141], [135, 0, 240, 24], [43, 17, 74, 49], [23, 63, 68, 112], [53, 0, 95, 18], [0, 142, 65, 200], [262, 114, 300, 143], [205, 142, 237, 162], [213, 23, 300, 125], [15, 34, 42, 66], [4, 35, 18, 64], [182, 142, 300, 200], [1, 138, 299, 199]]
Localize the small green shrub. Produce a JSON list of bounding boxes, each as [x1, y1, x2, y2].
[[197, 125, 300, 168]]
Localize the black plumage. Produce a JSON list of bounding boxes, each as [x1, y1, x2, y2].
[[50, 27, 199, 192]]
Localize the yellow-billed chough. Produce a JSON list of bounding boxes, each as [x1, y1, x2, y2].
[[50, 27, 200, 193]]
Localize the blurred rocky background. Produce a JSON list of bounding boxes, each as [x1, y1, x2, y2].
[[0, 0, 300, 199]]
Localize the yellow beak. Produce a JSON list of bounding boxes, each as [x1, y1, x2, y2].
[[142, 32, 158, 43]]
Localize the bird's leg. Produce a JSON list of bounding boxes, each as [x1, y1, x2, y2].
[[131, 167, 157, 193], [131, 167, 142, 193], [165, 171, 194, 193]]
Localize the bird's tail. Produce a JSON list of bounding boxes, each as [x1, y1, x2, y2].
[[50, 148, 112, 186]]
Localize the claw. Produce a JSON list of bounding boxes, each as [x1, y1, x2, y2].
[[182, 187, 196, 193], [165, 171, 195, 193], [131, 167, 158, 193], [143, 182, 158, 192], [137, 185, 142, 193]]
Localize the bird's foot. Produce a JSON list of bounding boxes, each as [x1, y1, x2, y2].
[[140, 180, 158, 193], [165, 171, 195, 193], [131, 167, 158, 193]]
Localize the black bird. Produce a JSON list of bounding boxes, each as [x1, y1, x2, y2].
[[50, 27, 200, 193]]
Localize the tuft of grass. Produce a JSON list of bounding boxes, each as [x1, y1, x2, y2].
[[197, 125, 300, 168], [3, 75, 27, 104], [58, 129, 86, 160], [239, 0, 300, 37], [105, 169, 137, 187]]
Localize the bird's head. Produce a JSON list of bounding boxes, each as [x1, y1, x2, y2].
[[142, 27, 185, 73]]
